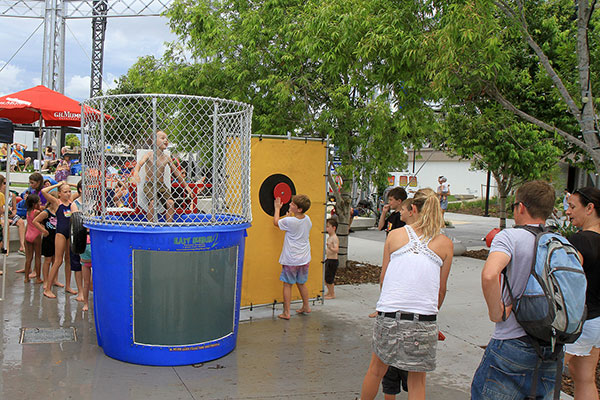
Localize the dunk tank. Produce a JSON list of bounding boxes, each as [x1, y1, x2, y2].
[[79, 94, 253, 365]]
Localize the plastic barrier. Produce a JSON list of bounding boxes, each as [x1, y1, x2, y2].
[[89, 214, 249, 366]]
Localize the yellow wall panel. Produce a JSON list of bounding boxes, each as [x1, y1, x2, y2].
[[242, 137, 327, 306]]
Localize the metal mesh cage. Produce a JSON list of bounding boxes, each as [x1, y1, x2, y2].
[[81, 94, 253, 227]]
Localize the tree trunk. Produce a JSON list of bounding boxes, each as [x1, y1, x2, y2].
[[335, 192, 351, 268], [327, 165, 352, 268], [498, 192, 508, 229], [493, 172, 509, 229]]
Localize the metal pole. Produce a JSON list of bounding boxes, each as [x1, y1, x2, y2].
[[99, 100, 107, 222], [321, 137, 330, 304], [484, 170, 491, 217], [211, 101, 219, 221], [151, 97, 158, 224], [241, 111, 251, 221], [57, 3, 65, 93], [1, 144, 12, 301], [37, 115, 43, 171]]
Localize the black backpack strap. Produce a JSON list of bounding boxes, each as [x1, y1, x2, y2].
[[552, 346, 564, 400], [500, 267, 515, 321], [523, 339, 562, 399], [527, 356, 541, 400], [505, 224, 545, 308], [524, 337, 564, 400], [514, 224, 545, 235]]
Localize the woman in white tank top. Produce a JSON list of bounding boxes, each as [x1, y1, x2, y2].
[[361, 188, 454, 400]]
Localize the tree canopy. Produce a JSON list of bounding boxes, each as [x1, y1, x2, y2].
[[430, 0, 600, 177], [108, 0, 599, 238]]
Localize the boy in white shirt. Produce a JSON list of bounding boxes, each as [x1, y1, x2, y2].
[[273, 194, 312, 320]]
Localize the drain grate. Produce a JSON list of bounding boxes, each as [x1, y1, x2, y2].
[[20, 327, 77, 344]]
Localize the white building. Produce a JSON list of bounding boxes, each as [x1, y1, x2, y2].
[[391, 149, 499, 198]]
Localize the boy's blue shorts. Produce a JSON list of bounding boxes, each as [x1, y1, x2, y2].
[[280, 263, 309, 284]]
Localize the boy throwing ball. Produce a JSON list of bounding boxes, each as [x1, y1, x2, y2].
[[273, 194, 312, 320]]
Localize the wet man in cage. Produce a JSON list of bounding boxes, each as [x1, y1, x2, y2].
[[131, 130, 193, 222]]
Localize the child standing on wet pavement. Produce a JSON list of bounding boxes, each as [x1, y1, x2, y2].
[[324, 218, 339, 299], [32, 191, 58, 286], [42, 182, 77, 298], [23, 194, 42, 284], [273, 194, 312, 320]]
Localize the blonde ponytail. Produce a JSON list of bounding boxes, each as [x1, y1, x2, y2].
[[411, 188, 445, 241]]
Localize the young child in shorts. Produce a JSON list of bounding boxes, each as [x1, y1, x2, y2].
[[324, 218, 339, 299], [273, 194, 312, 320], [23, 194, 43, 283]]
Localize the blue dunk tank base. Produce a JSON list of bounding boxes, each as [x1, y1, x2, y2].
[[88, 216, 250, 366]]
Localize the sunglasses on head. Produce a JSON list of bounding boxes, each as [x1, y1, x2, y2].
[[574, 189, 594, 206]]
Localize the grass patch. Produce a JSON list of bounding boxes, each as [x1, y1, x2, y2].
[[447, 196, 515, 218]]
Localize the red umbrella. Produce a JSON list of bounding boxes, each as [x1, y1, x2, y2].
[[0, 85, 106, 127]]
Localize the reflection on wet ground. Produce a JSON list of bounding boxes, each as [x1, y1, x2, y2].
[[0, 253, 372, 400], [0, 251, 472, 399]]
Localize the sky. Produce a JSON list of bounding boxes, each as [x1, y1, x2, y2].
[[0, 14, 177, 101]]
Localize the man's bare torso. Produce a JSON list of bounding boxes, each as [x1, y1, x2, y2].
[[143, 151, 170, 182]]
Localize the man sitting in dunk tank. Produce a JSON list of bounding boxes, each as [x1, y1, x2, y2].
[[131, 130, 193, 222]]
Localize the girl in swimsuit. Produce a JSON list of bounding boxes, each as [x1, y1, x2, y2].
[[32, 190, 59, 287], [23, 194, 42, 283], [70, 181, 84, 302], [72, 180, 91, 310], [42, 182, 78, 298]]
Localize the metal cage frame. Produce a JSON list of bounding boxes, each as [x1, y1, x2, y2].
[[81, 93, 253, 227]]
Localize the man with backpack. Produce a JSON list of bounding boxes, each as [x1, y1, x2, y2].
[[471, 180, 587, 400]]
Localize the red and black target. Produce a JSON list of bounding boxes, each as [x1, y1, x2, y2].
[[259, 173, 296, 216]]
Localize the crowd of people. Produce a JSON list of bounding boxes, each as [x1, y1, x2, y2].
[[0, 172, 93, 311], [0, 142, 596, 400], [312, 178, 596, 399]]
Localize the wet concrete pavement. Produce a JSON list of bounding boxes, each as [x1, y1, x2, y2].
[[0, 212, 569, 399]]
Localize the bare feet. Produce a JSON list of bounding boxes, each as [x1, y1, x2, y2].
[[65, 287, 78, 295], [24, 278, 30, 283], [28, 272, 36, 279], [368, 311, 378, 318], [278, 313, 290, 320], [82, 303, 89, 311], [34, 279, 43, 284], [53, 281, 64, 288], [75, 295, 84, 302], [324, 294, 335, 299], [43, 290, 56, 299], [15, 269, 24, 273], [296, 308, 311, 314]]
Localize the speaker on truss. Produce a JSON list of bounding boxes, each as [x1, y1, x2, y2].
[[0, 118, 14, 144]]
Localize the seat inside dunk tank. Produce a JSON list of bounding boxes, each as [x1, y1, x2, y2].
[[87, 149, 212, 223]]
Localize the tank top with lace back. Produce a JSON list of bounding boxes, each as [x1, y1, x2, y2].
[[376, 225, 443, 315]]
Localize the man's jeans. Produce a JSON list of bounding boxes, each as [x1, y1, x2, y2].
[[471, 338, 562, 400]]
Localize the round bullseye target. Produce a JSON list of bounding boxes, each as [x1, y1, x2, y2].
[[273, 182, 292, 204], [259, 174, 296, 216]]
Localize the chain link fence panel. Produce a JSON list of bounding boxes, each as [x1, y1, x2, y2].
[[81, 94, 253, 227]]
